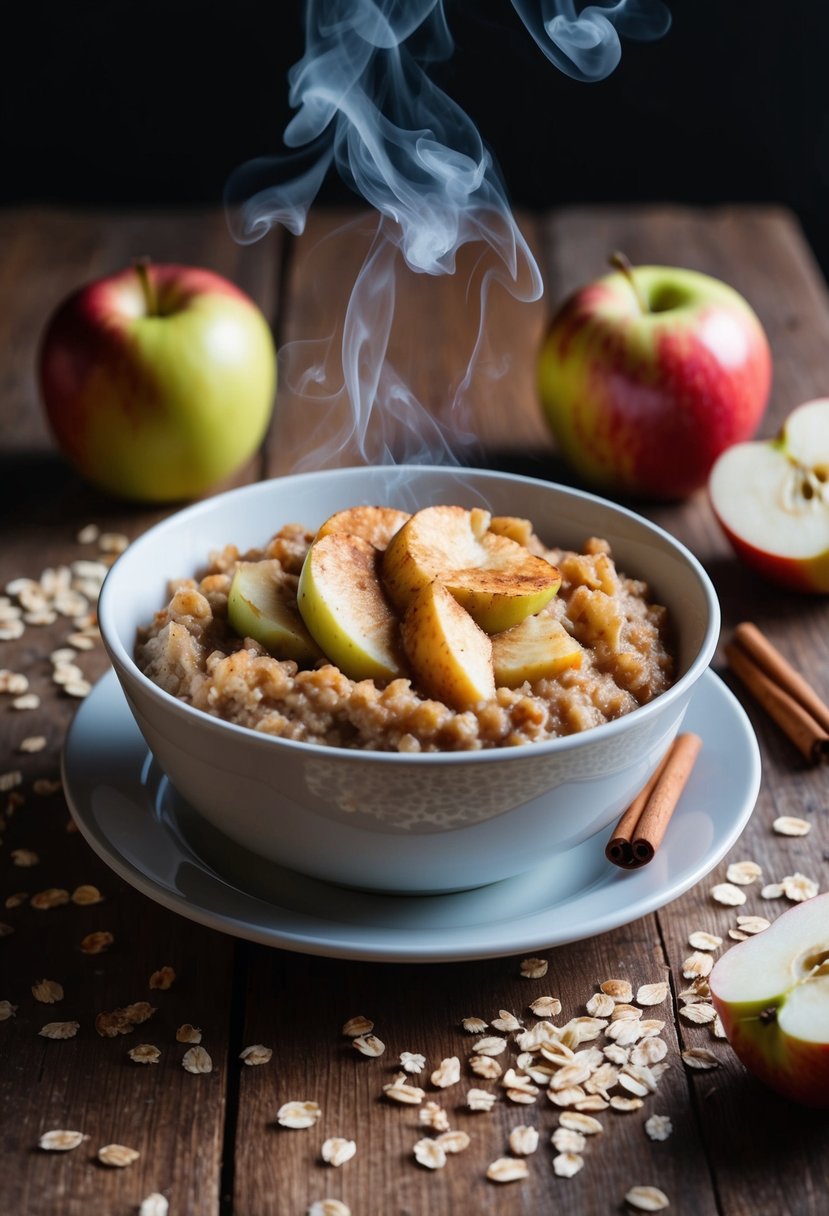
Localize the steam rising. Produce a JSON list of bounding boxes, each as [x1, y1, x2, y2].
[[226, 0, 670, 468]]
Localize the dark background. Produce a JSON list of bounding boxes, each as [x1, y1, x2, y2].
[[5, 1, 829, 273]]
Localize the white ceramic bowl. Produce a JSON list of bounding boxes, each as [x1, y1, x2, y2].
[[98, 466, 719, 894]]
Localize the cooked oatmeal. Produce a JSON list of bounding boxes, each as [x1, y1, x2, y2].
[[136, 518, 674, 752]]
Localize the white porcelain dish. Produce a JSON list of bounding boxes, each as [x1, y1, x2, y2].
[[97, 466, 720, 894], [63, 668, 760, 962]]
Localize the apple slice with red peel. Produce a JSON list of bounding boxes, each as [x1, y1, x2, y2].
[[710, 892, 829, 1108], [400, 582, 495, 711], [316, 505, 410, 549], [492, 609, 584, 688], [709, 398, 829, 592], [227, 561, 321, 664], [383, 505, 561, 633], [297, 534, 407, 682]]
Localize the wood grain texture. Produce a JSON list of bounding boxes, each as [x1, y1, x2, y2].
[[0, 208, 280, 1216]]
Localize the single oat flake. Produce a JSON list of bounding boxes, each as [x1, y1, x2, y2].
[[726, 860, 762, 885], [18, 736, 46, 754], [39, 1129, 86, 1152], [149, 966, 176, 990], [32, 979, 64, 1004], [129, 1044, 161, 1064], [559, 1111, 604, 1135], [492, 1009, 522, 1032], [31, 888, 70, 911], [400, 1051, 425, 1074], [552, 1127, 586, 1154], [710, 882, 747, 906], [486, 1157, 529, 1183], [773, 815, 811, 836], [687, 931, 722, 952], [508, 1125, 539, 1156], [182, 1046, 213, 1074], [307, 1202, 350, 1216], [601, 979, 634, 1002], [625, 1185, 670, 1211], [413, 1138, 446, 1170], [80, 931, 114, 954], [735, 915, 771, 935], [139, 1195, 169, 1216], [98, 1144, 140, 1168], [341, 1014, 373, 1037], [71, 884, 103, 905], [39, 1021, 79, 1039], [352, 1033, 385, 1058], [520, 957, 548, 979], [277, 1100, 321, 1129], [322, 1137, 356, 1167], [240, 1044, 272, 1066], [418, 1101, 449, 1131], [529, 996, 561, 1017], [469, 1054, 502, 1080], [472, 1035, 507, 1056], [435, 1130, 470, 1154], [176, 1023, 202, 1043], [0, 1001, 18, 1020], [681, 1048, 720, 1070], [382, 1075, 425, 1105], [644, 1114, 673, 1142], [782, 873, 819, 902], [553, 1151, 585, 1178], [431, 1056, 460, 1088], [123, 1002, 156, 1025], [467, 1087, 497, 1112]]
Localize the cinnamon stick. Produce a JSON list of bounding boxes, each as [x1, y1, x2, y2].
[[734, 622, 829, 734], [725, 638, 829, 764], [605, 732, 701, 869]]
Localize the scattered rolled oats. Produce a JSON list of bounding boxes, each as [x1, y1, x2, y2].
[[782, 873, 819, 902], [761, 883, 784, 900], [711, 882, 747, 906], [0, 771, 23, 793], [12, 848, 39, 867], [681, 1048, 720, 1070], [139, 1195, 169, 1216], [687, 931, 722, 951], [352, 1033, 385, 1058], [39, 1020, 78, 1040], [473, 1035, 507, 1057], [508, 1125, 539, 1155], [520, 957, 548, 979], [553, 1151, 585, 1178], [0, 671, 28, 694], [418, 1101, 449, 1131], [552, 1127, 586, 1154], [547, 1085, 587, 1107], [644, 1114, 673, 1142], [64, 681, 92, 699], [680, 1003, 717, 1025], [176, 1024, 202, 1043], [726, 860, 762, 885], [630, 1038, 668, 1067], [413, 1138, 446, 1170], [0, 1000, 18, 1020], [67, 633, 95, 651], [99, 532, 130, 555], [77, 524, 100, 544], [430, 1056, 460, 1088], [491, 1010, 522, 1032], [341, 1014, 373, 1037], [611, 1004, 643, 1022], [469, 1054, 502, 1080], [559, 1111, 603, 1135], [529, 996, 561, 1017], [182, 1046, 213, 1074], [277, 1100, 321, 1129], [382, 1075, 425, 1105], [149, 966, 176, 990], [575, 1095, 610, 1112], [322, 1137, 356, 1167], [610, 1096, 644, 1112], [625, 1185, 670, 1211], [681, 952, 714, 980], [307, 1202, 350, 1216], [600, 979, 633, 1002], [80, 931, 114, 954], [712, 1015, 727, 1040], [773, 816, 811, 836], [486, 1157, 528, 1183], [400, 1051, 425, 1074], [586, 992, 616, 1017], [467, 1087, 497, 1112], [96, 1009, 135, 1038], [123, 1002, 156, 1024], [71, 884, 103, 905], [18, 736, 47, 754], [98, 1144, 140, 1167], [461, 1015, 488, 1033], [39, 1129, 86, 1151], [50, 648, 77, 665], [33, 777, 61, 796], [31, 888, 70, 910], [435, 1130, 470, 1154], [240, 1044, 272, 1066], [32, 979, 63, 1004], [735, 915, 770, 934], [129, 1044, 161, 1064], [52, 663, 85, 686], [635, 982, 669, 1007]]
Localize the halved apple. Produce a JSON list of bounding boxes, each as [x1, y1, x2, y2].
[[400, 581, 495, 711], [382, 505, 560, 633], [316, 505, 410, 549], [709, 398, 829, 592], [227, 561, 321, 664], [492, 609, 584, 688], [297, 534, 406, 682], [710, 892, 829, 1108]]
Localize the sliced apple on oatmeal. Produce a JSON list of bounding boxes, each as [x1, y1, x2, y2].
[[400, 581, 495, 711], [382, 505, 560, 633], [316, 505, 411, 549], [492, 608, 584, 689], [228, 561, 321, 664], [297, 533, 407, 682]]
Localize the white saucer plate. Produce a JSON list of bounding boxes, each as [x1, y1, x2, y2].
[[63, 669, 760, 963]]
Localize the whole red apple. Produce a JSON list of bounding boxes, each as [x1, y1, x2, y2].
[[537, 261, 772, 499], [709, 398, 829, 592], [710, 892, 829, 1108], [39, 261, 276, 502]]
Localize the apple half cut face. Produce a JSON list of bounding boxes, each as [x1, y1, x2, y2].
[[709, 399, 829, 592], [709, 892, 829, 1108]]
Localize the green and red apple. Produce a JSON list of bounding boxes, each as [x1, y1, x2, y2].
[[709, 398, 829, 592], [538, 262, 772, 499], [710, 892, 829, 1108], [39, 261, 276, 502]]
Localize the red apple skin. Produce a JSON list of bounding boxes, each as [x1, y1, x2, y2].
[[39, 263, 276, 502], [538, 268, 772, 499], [710, 508, 829, 593]]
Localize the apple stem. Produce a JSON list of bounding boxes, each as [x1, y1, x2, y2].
[[758, 1007, 778, 1025], [134, 257, 158, 317], [610, 251, 649, 316]]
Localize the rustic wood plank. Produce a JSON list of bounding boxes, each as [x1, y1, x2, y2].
[[0, 208, 281, 1216], [542, 205, 829, 1216]]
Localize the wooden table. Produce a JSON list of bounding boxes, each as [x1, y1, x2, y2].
[[1, 204, 828, 1216]]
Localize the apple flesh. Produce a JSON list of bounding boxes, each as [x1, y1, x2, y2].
[[316, 505, 410, 549], [538, 264, 771, 499], [709, 398, 829, 592], [227, 562, 320, 664], [39, 261, 277, 502], [492, 608, 584, 688], [710, 892, 829, 1108], [297, 533, 406, 682], [400, 581, 495, 710]]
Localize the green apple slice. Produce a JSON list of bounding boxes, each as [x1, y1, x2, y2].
[[492, 610, 584, 689], [383, 505, 560, 633], [227, 560, 321, 664], [400, 581, 495, 711], [297, 533, 406, 682]]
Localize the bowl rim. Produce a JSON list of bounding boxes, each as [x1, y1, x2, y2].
[[98, 465, 721, 766]]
